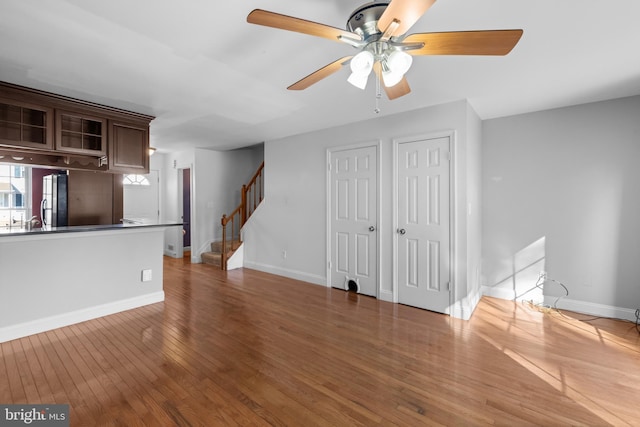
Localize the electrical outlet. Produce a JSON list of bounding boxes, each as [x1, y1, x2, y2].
[[282, 250, 287, 259], [141, 269, 152, 282]]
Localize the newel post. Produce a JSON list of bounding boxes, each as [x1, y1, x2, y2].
[[221, 214, 227, 270]]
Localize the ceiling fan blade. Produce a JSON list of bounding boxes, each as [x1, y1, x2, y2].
[[288, 56, 353, 91], [248, 9, 361, 43], [403, 30, 523, 55], [373, 62, 412, 100], [383, 77, 411, 100], [378, 0, 437, 37]]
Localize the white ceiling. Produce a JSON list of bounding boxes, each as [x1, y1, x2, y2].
[[1, 0, 639, 152]]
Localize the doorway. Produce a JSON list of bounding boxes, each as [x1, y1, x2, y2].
[[395, 135, 452, 314], [123, 170, 159, 224], [327, 144, 379, 297], [182, 168, 191, 252], [176, 167, 192, 261]]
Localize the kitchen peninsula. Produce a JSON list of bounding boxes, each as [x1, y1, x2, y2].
[[0, 223, 180, 343], [0, 81, 178, 343]]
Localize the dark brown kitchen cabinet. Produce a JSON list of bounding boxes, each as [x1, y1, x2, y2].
[[0, 81, 153, 174], [0, 98, 53, 150], [56, 110, 107, 156], [108, 119, 149, 173], [67, 169, 123, 226]]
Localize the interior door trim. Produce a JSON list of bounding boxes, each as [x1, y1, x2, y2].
[[326, 140, 382, 298], [392, 130, 457, 311]]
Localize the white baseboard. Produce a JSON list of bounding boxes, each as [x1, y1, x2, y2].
[[164, 249, 178, 258], [451, 289, 482, 320], [482, 285, 518, 301], [194, 241, 212, 264], [545, 296, 638, 322], [378, 289, 394, 303], [0, 291, 165, 343], [243, 261, 326, 286], [482, 286, 637, 322]]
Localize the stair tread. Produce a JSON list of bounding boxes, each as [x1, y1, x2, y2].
[[210, 240, 242, 253], [201, 243, 240, 267], [201, 252, 222, 258], [202, 251, 222, 267]]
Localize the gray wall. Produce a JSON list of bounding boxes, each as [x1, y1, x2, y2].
[[243, 100, 483, 319], [482, 95, 640, 317], [162, 145, 263, 261]]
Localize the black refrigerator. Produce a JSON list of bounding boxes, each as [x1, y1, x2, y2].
[[41, 172, 68, 228]]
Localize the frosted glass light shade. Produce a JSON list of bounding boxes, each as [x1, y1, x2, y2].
[[382, 68, 403, 87], [382, 50, 412, 87], [387, 50, 412, 75], [347, 51, 374, 90], [350, 51, 374, 74], [348, 72, 369, 90]]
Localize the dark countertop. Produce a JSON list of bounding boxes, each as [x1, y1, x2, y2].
[[0, 222, 182, 237]]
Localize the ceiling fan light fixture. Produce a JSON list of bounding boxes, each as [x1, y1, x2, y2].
[[350, 50, 374, 75], [348, 50, 374, 90], [347, 71, 370, 90], [382, 68, 403, 87], [247, 4, 523, 102], [387, 50, 413, 75], [382, 50, 412, 87]]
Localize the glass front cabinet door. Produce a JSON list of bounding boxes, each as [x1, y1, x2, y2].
[[0, 99, 54, 150], [56, 110, 107, 156]]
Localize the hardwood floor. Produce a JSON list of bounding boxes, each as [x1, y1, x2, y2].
[[2, 256, 640, 426]]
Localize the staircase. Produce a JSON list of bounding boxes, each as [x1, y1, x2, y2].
[[201, 239, 241, 268], [201, 161, 264, 270]]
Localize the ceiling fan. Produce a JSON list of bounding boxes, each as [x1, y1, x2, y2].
[[247, 0, 523, 100]]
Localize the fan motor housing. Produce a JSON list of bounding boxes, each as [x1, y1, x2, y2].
[[346, 2, 390, 40]]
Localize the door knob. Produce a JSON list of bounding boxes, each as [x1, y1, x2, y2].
[[397, 228, 406, 235], [369, 226, 376, 232]]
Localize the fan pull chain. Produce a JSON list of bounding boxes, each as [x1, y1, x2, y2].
[[374, 72, 382, 114]]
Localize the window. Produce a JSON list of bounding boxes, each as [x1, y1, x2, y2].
[[0, 164, 30, 229], [14, 193, 24, 208], [123, 174, 150, 186]]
